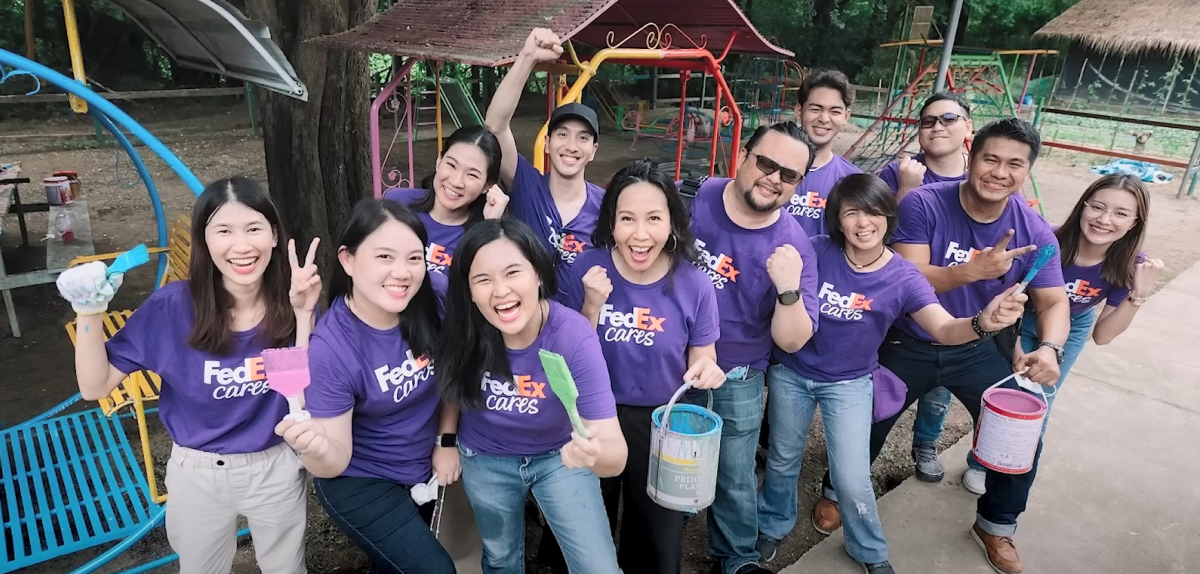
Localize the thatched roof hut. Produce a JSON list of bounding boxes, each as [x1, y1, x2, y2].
[[1034, 0, 1200, 57]]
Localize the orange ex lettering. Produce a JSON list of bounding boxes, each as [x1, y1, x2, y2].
[[716, 255, 740, 281], [515, 375, 547, 398], [561, 234, 586, 253], [427, 243, 453, 266], [849, 293, 873, 310], [634, 307, 667, 331]]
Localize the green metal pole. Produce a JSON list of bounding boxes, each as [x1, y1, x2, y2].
[[246, 84, 260, 138], [993, 55, 1019, 117]]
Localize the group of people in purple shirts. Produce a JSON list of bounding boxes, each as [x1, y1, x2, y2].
[[55, 27, 1164, 574]]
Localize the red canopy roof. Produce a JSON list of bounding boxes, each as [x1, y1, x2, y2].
[[313, 0, 790, 66]]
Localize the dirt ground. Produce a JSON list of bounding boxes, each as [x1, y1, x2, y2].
[[2, 101, 1199, 573]]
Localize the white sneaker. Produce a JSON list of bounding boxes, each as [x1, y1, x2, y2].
[[963, 468, 987, 495]]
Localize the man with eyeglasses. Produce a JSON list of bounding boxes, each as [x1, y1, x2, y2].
[[814, 118, 1071, 574], [880, 91, 974, 202], [681, 121, 821, 574], [879, 91, 976, 487], [787, 69, 863, 237]]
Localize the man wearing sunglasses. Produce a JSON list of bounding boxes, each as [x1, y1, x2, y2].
[[817, 118, 1071, 574], [787, 69, 863, 237], [879, 91, 975, 487], [683, 121, 821, 574], [880, 91, 974, 202]]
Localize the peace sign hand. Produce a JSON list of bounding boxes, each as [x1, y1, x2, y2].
[[289, 238, 322, 313], [967, 229, 1037, 282]]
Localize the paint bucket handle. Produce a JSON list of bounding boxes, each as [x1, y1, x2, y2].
[[660, 381, 695, 435], [985, 371, 1057, 409]]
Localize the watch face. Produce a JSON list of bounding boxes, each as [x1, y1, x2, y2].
[[778, 291, 800, 305]]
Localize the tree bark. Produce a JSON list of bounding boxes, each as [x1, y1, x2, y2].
[[243, 0, 374, 272]]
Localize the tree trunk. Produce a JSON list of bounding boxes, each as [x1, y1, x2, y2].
[[243, 0, 374, 271]]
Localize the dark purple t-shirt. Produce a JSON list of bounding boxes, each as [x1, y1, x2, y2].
[[105, 281, 288, 454], [560, 248, 721, 406], [892, 181, 1064, 341], [458, 300, 618, 456], [786, 155, 862, 237], [878, 152, 968, 194], [686, 177, 821, 372], [508, 155, 606, 295], [1062, 252, 1145, 313], [382, 187, 463, 277], [774, 235, 939, 381]]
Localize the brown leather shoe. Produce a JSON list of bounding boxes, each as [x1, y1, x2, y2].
[[811, 497, 841, 535], [971, 524, 1024, 574]]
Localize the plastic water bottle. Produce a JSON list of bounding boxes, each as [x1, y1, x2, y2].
[[55, 210, 77, 243]]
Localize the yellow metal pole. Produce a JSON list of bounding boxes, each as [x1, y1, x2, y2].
[[533, 48, 665, 172], [61, 0, 89, 113]]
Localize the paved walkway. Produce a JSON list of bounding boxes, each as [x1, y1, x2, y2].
[[784, 261, 1200, 573]]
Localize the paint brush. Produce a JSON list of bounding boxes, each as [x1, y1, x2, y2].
[[106, 244, 150, 278], [1012, 243, 1058, 296], [261, 346, 312, 421], [538, 349, 589, 437]]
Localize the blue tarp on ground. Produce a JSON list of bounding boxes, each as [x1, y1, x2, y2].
[[1088, 159, 1175, 184]]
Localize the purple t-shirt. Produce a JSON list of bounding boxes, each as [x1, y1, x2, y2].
[[1063, 252, 1145, 313], [383, 187, 464, 277], [305, 295, 443, 485], [775, 235, 939, 381], [892, 181, 1064, 341], [687, 177, 821, 372], [786, 155, 862, 237], [458, 300, 618, 456], [509, 154, 606, 293], [560, 248, 721, 406], [878, 152, 968, 194], [104, 281, 287, 454]]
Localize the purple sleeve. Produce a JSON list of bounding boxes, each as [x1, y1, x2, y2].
[[891, 191, 931, 245], [795, 231, 822, 334], [512, 155, 547, 203], [1106, 252, 1146, 307], [566, 327, 618, 421], [1029, 226, 1065, 290], [688, 276, 721, 347], [903, 269, 940, 315], [878, 162, 901, 193], [104, 288, 171, 375], [304, 334, 358, 418], [383, 187, 427, 206]]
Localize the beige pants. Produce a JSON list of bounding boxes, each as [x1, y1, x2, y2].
[[165, 442, 308, 574]]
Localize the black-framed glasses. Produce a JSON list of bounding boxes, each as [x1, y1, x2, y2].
[[748, 152, 804, 185], [918, 113, 966, 129]]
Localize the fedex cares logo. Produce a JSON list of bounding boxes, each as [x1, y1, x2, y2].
[[1065, 279, 1102, 305], [546, 217, 585, 264], [374, 350, 434, 403], [818, 282, 874, 321], [481, 371, 545, 414], [204, 358, 271, 400], [787, 190, 827, 220], [598, 304, 666, 347], [694, 238, 739, 290], [425, 243, 452, 273], [943, 241, 982, 266]]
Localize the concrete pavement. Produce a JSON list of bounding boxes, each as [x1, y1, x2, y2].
[[783, 261, 1200, 574]]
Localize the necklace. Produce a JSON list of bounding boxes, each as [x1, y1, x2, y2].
[[847, 246, 886, 269]]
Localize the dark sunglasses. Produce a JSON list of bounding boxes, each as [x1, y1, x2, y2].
[[748, 152, 804, 185], [918, 113, 966, 129]]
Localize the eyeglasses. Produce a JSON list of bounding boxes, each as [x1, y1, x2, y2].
[[747, 152, 804, 185], [1083, 201, 1137, 223], [918, 113, 966, 129]]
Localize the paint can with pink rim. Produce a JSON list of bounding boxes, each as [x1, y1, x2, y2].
[[972, 373, 1052, 475]]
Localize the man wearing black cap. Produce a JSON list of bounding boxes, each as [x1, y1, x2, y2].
[[486, 28, 605, 294]]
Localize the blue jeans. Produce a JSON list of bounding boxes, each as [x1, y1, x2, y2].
[[1020, 307, 1098, 435], [758, 366, 886, 564], [458, 445, 618, 574], [912, 386, 953, 447], [823, 330, 1043, 537], [707, 368, 765, 574], [313, 476, 454, 574]]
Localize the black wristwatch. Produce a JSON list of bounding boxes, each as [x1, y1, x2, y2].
[[777, 290, 800, 306], [1038, 342, 1065, 365], [436, 433, 457, 448]]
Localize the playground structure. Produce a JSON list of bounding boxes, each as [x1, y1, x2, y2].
[[314, 0, 792, 198], [843, 36, 1059, 214]]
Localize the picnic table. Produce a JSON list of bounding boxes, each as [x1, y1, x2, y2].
[[0, 164, 95, 337]]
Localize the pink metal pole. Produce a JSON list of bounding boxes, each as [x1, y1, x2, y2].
[[1017, 54, 1038, 113], [674, 70, 690, 181], [371, 57, 417, 198], [406, 71, 415, 187]]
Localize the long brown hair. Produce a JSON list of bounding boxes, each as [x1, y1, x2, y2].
[[1055, 174, 1149, 289], [188, 177, 296, 355]]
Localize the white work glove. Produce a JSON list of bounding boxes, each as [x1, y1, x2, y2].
[[56, 261, 123, 315]]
